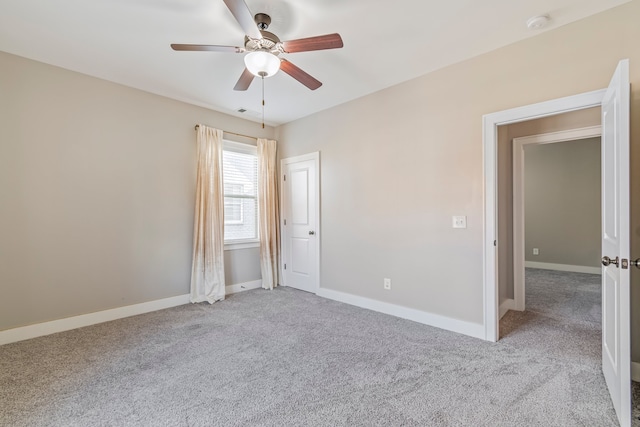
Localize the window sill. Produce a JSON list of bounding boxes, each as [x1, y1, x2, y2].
[[224, 240, 260, 251]]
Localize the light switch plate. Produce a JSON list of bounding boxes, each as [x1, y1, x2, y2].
[[452, 216, 467, 229]]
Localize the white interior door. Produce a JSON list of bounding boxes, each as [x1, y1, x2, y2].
[[281, 153, 319, 293], [601, 59, 630, 427]]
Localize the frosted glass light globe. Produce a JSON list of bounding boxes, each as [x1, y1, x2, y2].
[[244, 51, 280, 77]]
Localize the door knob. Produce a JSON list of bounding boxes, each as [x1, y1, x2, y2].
[[630, 259, 640, 269], [308, 231, 315, 235], [602, 256, 619, 267]]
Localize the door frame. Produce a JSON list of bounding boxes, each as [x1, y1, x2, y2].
[[512, 125, 602, 311], [482, 89, 606, 342], [280, 151, 321, 292]]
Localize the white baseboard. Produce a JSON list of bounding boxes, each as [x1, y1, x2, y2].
[[524, 261, 601, 275], [316, 288, 485, 340], [0, 279, 262, 346], [0, 294, 190, 346], [632, 362, 640, 382], [226, 279, 262, 294], [499, 298, 516, 319]]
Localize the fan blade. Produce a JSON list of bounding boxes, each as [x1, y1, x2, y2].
[[281, 33, 343, 53], [234, 68, 255, 91], [171, 44, 244, 53], [280, 59, 322, 90], [223, 0, 262, 40]]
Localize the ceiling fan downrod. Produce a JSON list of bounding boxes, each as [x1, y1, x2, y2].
[[254, 13, 271, 30]]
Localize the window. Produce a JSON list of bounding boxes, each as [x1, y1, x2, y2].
[[224, 184, 244, 225], [223, 141, 258, 248]]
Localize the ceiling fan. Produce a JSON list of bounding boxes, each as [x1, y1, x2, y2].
[[171, 0, 344, 91]]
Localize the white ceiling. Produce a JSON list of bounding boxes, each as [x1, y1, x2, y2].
[[0, 0, 629, 126]]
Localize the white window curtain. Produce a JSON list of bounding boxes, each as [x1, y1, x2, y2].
[[257, 138, 280, 290], [190, 125, 226, 303]]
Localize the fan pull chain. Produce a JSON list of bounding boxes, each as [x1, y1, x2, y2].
[[261, 76, 265, 129]]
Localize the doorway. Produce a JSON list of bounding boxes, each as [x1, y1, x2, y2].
[[509, 122, 602, 313], [500, 123, 603, 342], [515, 134, 602, 326]]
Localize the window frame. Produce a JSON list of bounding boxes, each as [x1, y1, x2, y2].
[[222, 140, 260, 251]]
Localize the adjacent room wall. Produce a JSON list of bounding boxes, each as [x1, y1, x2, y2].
[[276, 1, 640, 357], [0, 51, 273, 331], [497, 126, 514, 304], [524, 138, 601, 268]]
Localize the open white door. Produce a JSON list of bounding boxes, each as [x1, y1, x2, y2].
[[280, 152, 319, 293], [601, 59, 630, 427]]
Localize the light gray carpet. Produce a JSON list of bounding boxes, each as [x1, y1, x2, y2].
[[0, 269, 624, 426]]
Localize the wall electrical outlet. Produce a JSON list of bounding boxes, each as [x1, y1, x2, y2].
[[452, 216, 467, 229], [533, 248, 539, 255], [384, 278, 391, 290]]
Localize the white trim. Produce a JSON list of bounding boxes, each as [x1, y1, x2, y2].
[[280, 152, 319, 165], [279, 154, 286, 286], [513, 126, 602, 311], [0, 280, 263, 346], [280, 152, 321, 293], [499, 299, 516, 319], [524, 261, 602, 275], [483, 88, 606, 342], [225, 279, 263, 294], [317, 288, 485, 340], [512, 126, 601, 146], [0, 294, 190, 346], [631, 362, 640, 383], [224, 240, 260, 250]]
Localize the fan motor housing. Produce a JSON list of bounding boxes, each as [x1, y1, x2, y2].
[[244, 31, 281, 53]]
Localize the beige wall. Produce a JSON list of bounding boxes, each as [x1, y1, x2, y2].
[[524, 138, 601, 267], [497, 107, 601, 304], [276, 1, 640, 358], [0, 51, 272, 330]]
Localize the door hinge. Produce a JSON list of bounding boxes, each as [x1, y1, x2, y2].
[[284, 264, 287, 270], [284, 219, 286, 225], [283, 174, 286, 181], [494, 240, 497, 247]]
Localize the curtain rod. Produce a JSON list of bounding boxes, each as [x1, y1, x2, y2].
[[194, 124, 257, 141]]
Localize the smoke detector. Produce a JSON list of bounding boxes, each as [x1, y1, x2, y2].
[[527, 15, 550, 30]]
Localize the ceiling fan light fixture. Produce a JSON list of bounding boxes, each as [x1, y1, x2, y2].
[[244, 51, 280, 77]]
